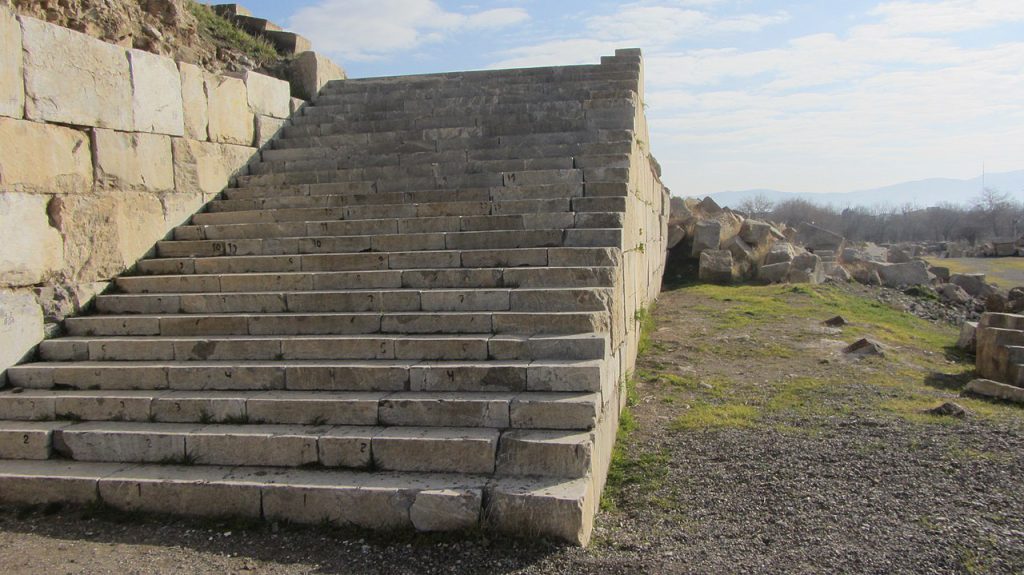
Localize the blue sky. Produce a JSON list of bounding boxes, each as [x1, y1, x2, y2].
[[236, 1, 1024, 199]]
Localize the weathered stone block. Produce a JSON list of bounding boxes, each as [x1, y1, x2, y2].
[[128, 49, 184, 136], [876, 260, 929, 288], [172, 138, 255, 197], [291, 51, 347, 100], [255, 115, 286, 147], [0, 117, 93, 194], [21, 17, 132, 130], [206, 74, 255, 145], [0, 7, 23, 119], [179, 62, 209, 141], [0, 194, 64, 286], [93, 129, 174, 191], [699, 250, 733, 284], [691, 220, 721, 256], [57, 192, 167, 282], [245, 71, 290, 119], [0, 290, 44, 376], [758, 261, 791, 284], [410, 489, 482, 532]]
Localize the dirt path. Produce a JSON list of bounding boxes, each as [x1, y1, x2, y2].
[[2, 283, 1023, 574]]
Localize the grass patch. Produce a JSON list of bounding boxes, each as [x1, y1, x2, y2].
[[672, 403, 760, 431], [188, 2, 279, 65]]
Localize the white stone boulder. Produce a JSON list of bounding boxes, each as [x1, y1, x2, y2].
[[758, 262, 791, 284], [21, 16, 133, 130], [875, 260, 930, 288], [764, 242, 796, 265], [691, 220, 721, 256]]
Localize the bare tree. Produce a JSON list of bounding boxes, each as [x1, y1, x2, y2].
[[738, 194, 775, 219], [973, 187, 1012, 237]]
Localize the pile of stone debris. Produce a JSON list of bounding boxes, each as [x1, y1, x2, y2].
[[667, 197, 1020, 322]]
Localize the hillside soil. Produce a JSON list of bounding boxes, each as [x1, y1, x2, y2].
[[2, 283, 1023, 574], [8, 0, 287, 76]]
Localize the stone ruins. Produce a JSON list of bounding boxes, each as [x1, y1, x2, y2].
[[0, 4, 668, 546]]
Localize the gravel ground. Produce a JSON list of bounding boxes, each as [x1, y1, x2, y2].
[[2, 283, 1022, 574]]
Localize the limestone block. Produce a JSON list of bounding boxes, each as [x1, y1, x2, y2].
[[876, 260, 929, 288], [245, 71, 290, 119], [699, 250, 733, 284], [93, 129, 174, 191], [691, 220, 721, 256], [0, 117, 93, 194], [179, 63, 209, 141], [956, 321, 978, 353], [487, 477, 593, 545], [172, 138, 255, 197], [410, 489, 482, 532], [206, 74, 255, 145], [765, 242, 797, 265], [951, 273, 996, 298], [0, 289, 44, 376], [796, 222, 845, 252], [291, 51, 347, 100], [0, 6, 23, 118], [0, 193, 64, 286], [128, 49, 184, 136], [255, 115, 286, 147], [57, 192, 166, 283], [21, 17, 132, 130], [290, 98, 306, 114], [965, 378, 1024, 404], [758, 261, 792, 284]]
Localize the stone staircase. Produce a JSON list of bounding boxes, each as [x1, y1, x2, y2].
[[0, 49, 668, 545]]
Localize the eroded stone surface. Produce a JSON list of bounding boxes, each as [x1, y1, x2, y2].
[[0, 193, 64, 286], [245, 71, 290, 119], [0, 290, 45, 376], [172, 138, 255, 197], [179, 62, 209, 141]]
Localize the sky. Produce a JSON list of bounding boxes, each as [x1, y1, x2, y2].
[[238, 0, 1024, 199]]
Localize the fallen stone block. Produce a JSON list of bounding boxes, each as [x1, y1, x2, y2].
[[764, 242, 796, 265], [758, 261, 791, 284], [965, 378, 1024, 404], [699, 250, 733, 284], [739, 219, 773, 246], [691, 220, 721, 256], [939, 283, 971, 305], [844, 338, 884, 357], [875, 260, 930, 288], [951, 273, 997, 298], [796, 222, 845, 252]]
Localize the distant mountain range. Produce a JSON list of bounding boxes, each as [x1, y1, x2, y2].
[[700, 169, 1024, 210]]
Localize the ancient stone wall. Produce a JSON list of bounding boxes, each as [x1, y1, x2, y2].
[[0, 6, 332, 380]]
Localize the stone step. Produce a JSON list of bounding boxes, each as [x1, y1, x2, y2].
[[65, 310, 609, 337], [7, 357, 607, 392], [235, 166, 588, 190], [189, 198, 582, 226], [135, 247, 619, 276], [248, 155, 579, 177], [156, 228, 622, 259], [0, 460, 594, 541], [270, 128, 632, 154], [295, 99, 599, 124], [48, 422, 590, 477], [313, 80, 638, 105], [286, 109, 592, 133], [119, 265, 619, 292], [219, 182, 590, 203], [257, 140, 630, 165], [306, 89, 636, 115], [93, 287, 613, 315], [318, 68, 629, 91], [0, 422, 70, 460], [0, 382, 602, 423]]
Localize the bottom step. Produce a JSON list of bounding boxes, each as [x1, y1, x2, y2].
[[0, 460, 593, 544]]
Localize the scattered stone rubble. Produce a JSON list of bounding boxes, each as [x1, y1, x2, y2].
[[668, 197, 1023, 326]]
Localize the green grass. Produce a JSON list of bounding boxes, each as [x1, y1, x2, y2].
[[927, 257, 1024, 288], [672, 403, 760, 431], [189, 2, 279, 65]]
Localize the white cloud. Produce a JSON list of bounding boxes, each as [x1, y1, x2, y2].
[[867, 0, 1024, 35], [289, 0, 529, 61]]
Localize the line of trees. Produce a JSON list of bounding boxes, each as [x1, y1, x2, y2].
[[735, 188, 1024, 245]]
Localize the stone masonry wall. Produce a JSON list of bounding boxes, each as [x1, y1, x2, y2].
[[0, 6, 314, 380]]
